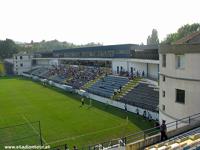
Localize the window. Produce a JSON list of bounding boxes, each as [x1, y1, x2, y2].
[[20, 63, 23, 67], [15, 56, 17, 60], [176, 89, 185, 104], [120, 66, 123, 72], [176, 55, 185, 69], [163, 75, 165, 82], [20, 56, 23, 59], [162, 54, 166, 67], [162, 90, 165, 97], [162, 105, 165, 111]]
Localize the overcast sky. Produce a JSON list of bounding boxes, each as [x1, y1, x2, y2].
[[0, 0, 199, 45]]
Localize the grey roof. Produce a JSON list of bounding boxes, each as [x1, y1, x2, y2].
[[14, 52, 33, 56], [53, 44, 139, 53], [4, 59, 13, 64], [53, 44, 159, 53]]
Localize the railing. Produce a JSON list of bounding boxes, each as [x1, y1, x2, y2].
[[50, 112, 200, 150], [124, 112, 200, 148]]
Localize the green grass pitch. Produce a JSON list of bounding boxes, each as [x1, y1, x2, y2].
[[0, 77, 154, 148]]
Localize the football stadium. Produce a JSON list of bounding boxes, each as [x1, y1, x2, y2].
[[1, 31, 200, 150]]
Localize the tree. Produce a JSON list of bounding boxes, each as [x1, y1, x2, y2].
[[147, 29, 159, 45], [0, 39, 18, 59], [162, 23, 200, 44], [0, 37, 103, 59]]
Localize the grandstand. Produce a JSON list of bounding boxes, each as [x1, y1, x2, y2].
[[24, 65, 159, 115], [120, 79, 159, 112], [87, 75, 129, 98], [26, 65, 106, 88]]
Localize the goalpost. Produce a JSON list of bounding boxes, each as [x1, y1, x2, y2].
[[0, 121, 43, 149]]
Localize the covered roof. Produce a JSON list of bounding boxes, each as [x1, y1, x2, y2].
[[4, 59, 13, 64], [53, 44, 159, 53], [135, 44, 158, 50], [174, 31, 200, 44], [14, 51, 32, 56], [53, 44, 138, 53]]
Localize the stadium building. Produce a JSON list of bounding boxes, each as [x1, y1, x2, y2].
[[13, 52, 33, 75], [33, 44, 159, 80], [14, 44, 160, 120], [159, 32, 200, 127], [9, 32, 200, 149]]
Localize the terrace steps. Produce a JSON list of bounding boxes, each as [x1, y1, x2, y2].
[[82, 74, 104, 90], [87, 75, 129, 98], [113, 78, 141, 100]]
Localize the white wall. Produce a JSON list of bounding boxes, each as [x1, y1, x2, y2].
[[36, 59, 50, 66], [148, 64, 159, 79], [112, 61, 128, 74], [159, 77, 200, 122], [112, 60, 159, 79], [159, 53, 200, 128], [128, 61, 147, 76], [160, 53, 200, 79], [13, 55, 32, 75]]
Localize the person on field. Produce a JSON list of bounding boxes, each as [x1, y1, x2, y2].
[[136, 108, 139, 115], [81, 97, 84, 106], [124, 104, 127, 112], [64, 144, 69, 150], [160, 120, 168, 141], [73, 145, 78, 150], [143, 110, 147, 118]]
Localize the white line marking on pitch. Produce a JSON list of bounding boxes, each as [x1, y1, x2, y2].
[[48, 123, 128, 145], [21, 114, 48, 145]]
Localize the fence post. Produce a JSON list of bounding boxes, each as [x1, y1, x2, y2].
[[38, 121, 43, 146], [143, 131, 146, 148], [124, 137, 127, 144], [65, 144, 68, 150]]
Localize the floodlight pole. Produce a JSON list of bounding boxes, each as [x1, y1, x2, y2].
[[38, 121, 43, 146]]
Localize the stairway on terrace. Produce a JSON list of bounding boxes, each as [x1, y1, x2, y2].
[[112, 77, 141, 100], [82, 74, 105, 90]]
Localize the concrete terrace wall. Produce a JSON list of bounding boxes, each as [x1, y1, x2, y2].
[[83, 92, 159, 120]]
